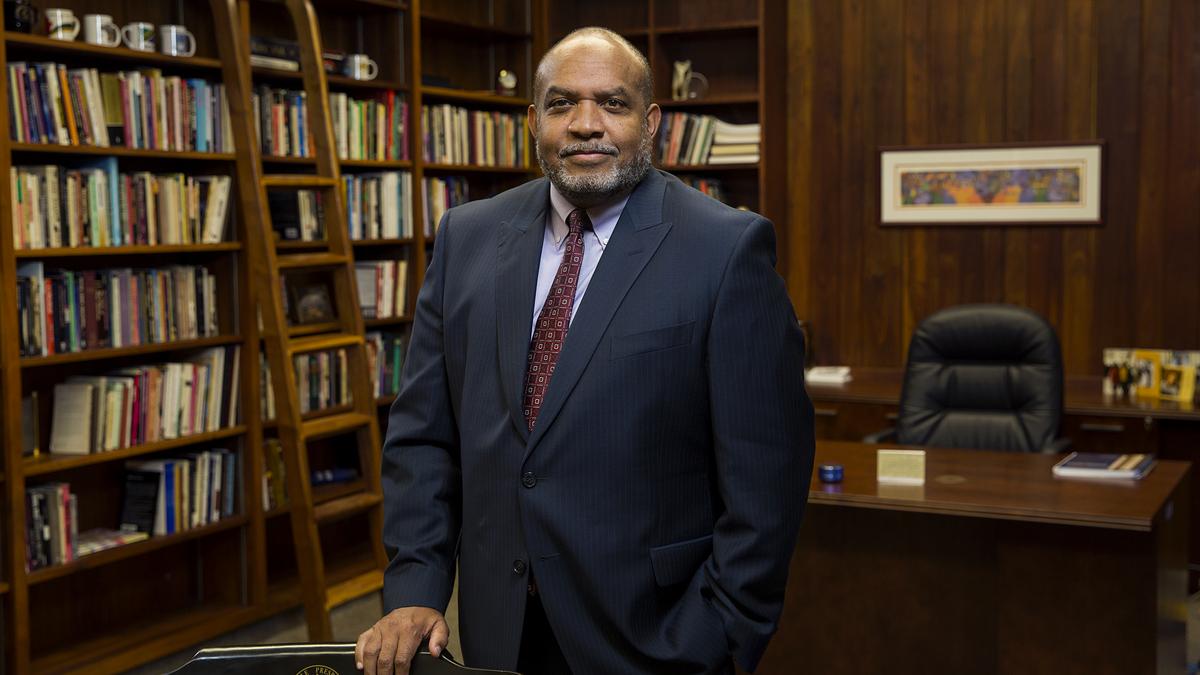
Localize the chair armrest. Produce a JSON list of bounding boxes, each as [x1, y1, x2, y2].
[[863, 427, 897, 444], [1041, 437, 1073, 454]]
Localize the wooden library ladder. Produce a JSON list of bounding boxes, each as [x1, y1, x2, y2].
[[211, 0, 389, 640]]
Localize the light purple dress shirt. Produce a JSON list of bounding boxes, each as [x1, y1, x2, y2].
[[530, 184, 630, 338]]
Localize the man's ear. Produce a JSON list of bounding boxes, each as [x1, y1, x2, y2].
[[526, 104, 538, 137], [645, 103, 662, 138]]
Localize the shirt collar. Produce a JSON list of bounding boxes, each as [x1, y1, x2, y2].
[[547, 182, 629, 250]]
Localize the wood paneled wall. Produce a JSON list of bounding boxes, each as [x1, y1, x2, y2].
[[784, 0, 1200, 375]]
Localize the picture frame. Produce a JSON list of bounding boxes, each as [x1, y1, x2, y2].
[[287, 277, 336, 325], [879, 141, 1104, 225]]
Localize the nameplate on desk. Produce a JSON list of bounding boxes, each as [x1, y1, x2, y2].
[[877, 449, 926, 486]]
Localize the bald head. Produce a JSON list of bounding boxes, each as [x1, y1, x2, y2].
[[534, 27, 653, 110]]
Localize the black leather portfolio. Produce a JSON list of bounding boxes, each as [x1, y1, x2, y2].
[[166, 643, 520, 674]]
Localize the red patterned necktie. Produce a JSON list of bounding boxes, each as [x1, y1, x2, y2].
[[523, 208, 591, 431]]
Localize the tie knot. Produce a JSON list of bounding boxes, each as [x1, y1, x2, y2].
[[566, 208, 592, 235]]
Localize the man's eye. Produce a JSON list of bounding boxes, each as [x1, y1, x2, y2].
[[548, 98, 571, 108], [604, 99, 627, 109]]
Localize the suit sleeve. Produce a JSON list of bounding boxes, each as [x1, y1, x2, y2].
[[380, 210, 462, 613], [701, 216, 815, 671]]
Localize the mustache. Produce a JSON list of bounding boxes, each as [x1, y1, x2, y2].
[[559, 143, 619, 158]]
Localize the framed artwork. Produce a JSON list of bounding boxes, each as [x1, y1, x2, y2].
[[879, 142, 1103, 225]]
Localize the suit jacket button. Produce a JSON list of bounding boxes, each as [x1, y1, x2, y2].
[[522, 472, 537, 488], [513, 559, 527, 576]]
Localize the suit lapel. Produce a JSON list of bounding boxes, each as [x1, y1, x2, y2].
[[525, 170, 672, 457], [496, 179, 550, 443]]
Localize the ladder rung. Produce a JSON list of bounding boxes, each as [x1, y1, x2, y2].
[[262, 174, 338, 188], [289, 332, 363, 355], [277, 252, 348, 269], [301, 412, 373, 440], [324, 569, 384, 611], [313, 491, 382, 524]]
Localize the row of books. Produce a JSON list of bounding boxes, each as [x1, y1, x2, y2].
[[11, 161, 231, 249], [356, 259, 409, 320], [254, 87, 410, 161], [330, 91, 409, 161], [421, 104, 529, 167], [678, 176, 728, 204], [344, 172, 414, 240], [268, 189, 325, 242], [121, 449, 242, 536], [296, 349, 350, 414], [423, 175, 469, 237], [365, 331, 407, 399], [47, 346, 241, 455], [260, 349, 352, 417], [658, 113, 761, 166], [16, 263, 220, 357], [253, 86, 310, 158], [8, 62, 234, 152], [24, 483, 79, 570]]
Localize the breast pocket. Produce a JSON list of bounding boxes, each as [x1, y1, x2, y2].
[[611, 321, 696, 360]]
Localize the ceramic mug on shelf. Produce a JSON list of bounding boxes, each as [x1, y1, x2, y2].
[[45, 7, 79, 41], [4, 0, 39, 33], [342, 53, 378, 81], [158, 24, 195, 57], [121, 21, 155, 52], [83, 14, 120, 47]]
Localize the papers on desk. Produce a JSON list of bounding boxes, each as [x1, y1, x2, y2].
[[806, 366, 852, 385], [1052, 452, 1157, 480]]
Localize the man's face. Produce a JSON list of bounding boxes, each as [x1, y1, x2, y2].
[[528, 38, 661, 206]]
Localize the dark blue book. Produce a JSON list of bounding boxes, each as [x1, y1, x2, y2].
[[1052, 452, 1156, 480]]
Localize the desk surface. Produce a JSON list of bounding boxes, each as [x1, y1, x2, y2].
[[812, 441, 1189, 532], [807, 366, 1200, 420]]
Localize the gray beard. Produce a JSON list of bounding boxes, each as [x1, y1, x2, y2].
[[537, 131, 654, 206]]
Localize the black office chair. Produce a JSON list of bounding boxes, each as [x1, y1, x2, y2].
[[167, 643, 519, 674], [865, 304, 1070, 453]]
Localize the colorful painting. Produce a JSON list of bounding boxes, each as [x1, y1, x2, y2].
[[880, 143, 1103, 224], [899, 168, 1081, 206]]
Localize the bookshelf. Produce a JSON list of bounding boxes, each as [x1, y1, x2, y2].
[[0, 0, 778, 671], [545, 0, 787, 229], [0, 1, 269, 672]]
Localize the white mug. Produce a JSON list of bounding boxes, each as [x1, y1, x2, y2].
[[121, 22, 155, 52], [45, 8, 79, 41], [158, 24, 195, 57], [83, 14, 120, 47], [343, 53, 378, 81]]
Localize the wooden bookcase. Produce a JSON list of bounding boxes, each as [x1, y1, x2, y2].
[[0, 1, 777, 672]]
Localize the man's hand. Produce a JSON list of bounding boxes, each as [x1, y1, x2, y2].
[[356, 606, 450, 675]]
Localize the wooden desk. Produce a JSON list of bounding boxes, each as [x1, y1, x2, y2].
[[757, 441, 1190, 675], [807, 367, 1200, 582]]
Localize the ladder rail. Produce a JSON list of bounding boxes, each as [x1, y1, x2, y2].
[[211, 0, 388, 641]]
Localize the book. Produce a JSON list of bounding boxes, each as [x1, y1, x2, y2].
[[49, 382, 95, 454], [1052, 452, 1157, 480]]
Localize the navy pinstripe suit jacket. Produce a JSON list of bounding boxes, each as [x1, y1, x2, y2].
[[381, 168, 814, 674]]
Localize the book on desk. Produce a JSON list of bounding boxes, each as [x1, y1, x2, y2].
[[1052, 452, 1157, 480]]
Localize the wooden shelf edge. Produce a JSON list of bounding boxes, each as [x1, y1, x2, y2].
[[23, 426, 247, 477], [351, 237, 416, 247], [15, 243, 241, 258], [5, 32, 223, 70], [662, 162, 761, 172], [341, 158, 413, 168], [364, 315, 413, 327], [419, 85, 531, 107], [654, 20, 760, 36], [656, 95, 760, 108], [20, 335, 243, 368], [26, 515, 249, 585], [10, 143, 234, 160], [421, 162, 532, 174]]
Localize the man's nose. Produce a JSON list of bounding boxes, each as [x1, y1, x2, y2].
[[568, 100, 604, 137]]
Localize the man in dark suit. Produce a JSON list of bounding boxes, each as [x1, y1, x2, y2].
[[356, 27, 814, 675]]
